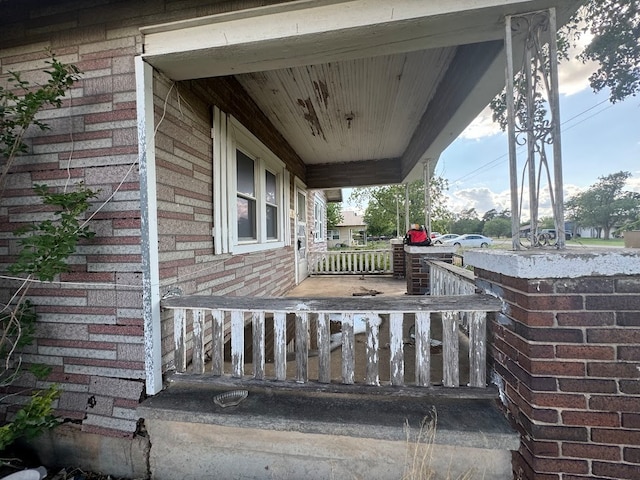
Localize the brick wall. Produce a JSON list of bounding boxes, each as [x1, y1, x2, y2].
[[472, 252, 640, 480], [0, 0, 301, 437], [391, 240, 405, 278], [404, 247, 453, 294]]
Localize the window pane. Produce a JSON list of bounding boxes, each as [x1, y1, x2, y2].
[[237, 150, 255, 197], [266, 205, 277, 239], [297, 192, 306, 222], [265, 170, 277, 204], [237, 196, 256, 240]]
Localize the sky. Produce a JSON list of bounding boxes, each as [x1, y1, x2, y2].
[[344, 47, 640, 219], [437, 50, 640, 218]]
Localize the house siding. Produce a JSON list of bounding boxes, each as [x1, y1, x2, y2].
[[0, 0, 300, 437]]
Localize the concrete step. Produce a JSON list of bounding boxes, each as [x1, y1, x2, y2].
[[138, 379, 519, 479]]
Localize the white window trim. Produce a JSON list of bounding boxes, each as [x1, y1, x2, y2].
[[212, 108, 290, 255], [314, 197, 325, 243]]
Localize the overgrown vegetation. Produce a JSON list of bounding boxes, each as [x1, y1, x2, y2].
[[0, 53, 94, 452]]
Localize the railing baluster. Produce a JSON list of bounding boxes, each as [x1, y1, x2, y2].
[[295, 312, 309, 383], [414, 312, 431, 387], [192, 309, 206, 374], [341, 313, 355, 384], [231, 311, 244, 378], [365, 314, 380, 386], [173, 308, 187, 373], [252, 311, 265, 379], [274, 312, 287, 381], [211, 309, 224, 375], [317, 313, 330, 383], [469, 311, 487, 387], [442, 311, 459, 387], [389, 312, 404, 386]]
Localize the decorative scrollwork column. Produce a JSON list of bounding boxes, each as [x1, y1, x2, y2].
[[505, 8, 565, 249]]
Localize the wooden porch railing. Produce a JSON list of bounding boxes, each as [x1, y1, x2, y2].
[[308, 249, 392, 275], [162, 293, 501, 388], [429, 260, 476, 296]]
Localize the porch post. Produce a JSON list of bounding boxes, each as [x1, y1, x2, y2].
[[504, 8, 565, 249], [423, 160, 431, 235], [135, 57, 163, 395]]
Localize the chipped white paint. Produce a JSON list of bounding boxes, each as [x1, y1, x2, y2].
[[136, 56, 163, 395], [414, 312, 431, 387], [365, 313, 380, 386], [295, 312, 309, 383], [230, 311, 244, 378], [341, 313, 355, 384], [468, 311, 487, 388], [274, 312, 287, 381], [309, 250, 392, 275], [211, 310, 224, 375], [252, 311, 265, 380], [173, 308, 186, 372], [317, 313, 331, 383], [466, 249, 640, 279], [389, 312, 404, 386], [192, 309, 205, 374], [442, 311, 460, 387], [164, 294, 499, 388]]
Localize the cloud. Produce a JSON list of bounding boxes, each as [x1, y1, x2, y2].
[[459, 106, 503, 140], [448, 182, 588, 219]]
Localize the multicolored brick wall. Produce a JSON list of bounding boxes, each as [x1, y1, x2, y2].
[[0, 0, 307, 437], [477, 268, 640, 480]]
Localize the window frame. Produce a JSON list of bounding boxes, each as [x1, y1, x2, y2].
[[228, 117, 287, 255], [313, 197, 325, 243]]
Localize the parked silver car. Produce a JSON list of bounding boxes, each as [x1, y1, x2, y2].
[[432, 234, 460, 244], [442, 234, 492, 248]]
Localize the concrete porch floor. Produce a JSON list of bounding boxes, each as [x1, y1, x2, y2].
[[285, 273, 409, 298]]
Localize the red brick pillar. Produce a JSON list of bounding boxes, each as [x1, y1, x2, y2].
[[391, 239, 405, 279], [466, 250, 640, 480], [404, 246, 455, 295]]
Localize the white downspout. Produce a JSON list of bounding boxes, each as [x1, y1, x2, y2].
[[135, 57, 163, 395]]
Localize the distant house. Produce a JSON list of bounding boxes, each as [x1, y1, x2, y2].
[[327, 210, 366, 248]]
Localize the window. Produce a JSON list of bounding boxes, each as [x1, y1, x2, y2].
[[314, 198, 325, 242], [327, 229, 340, 240], [212, 108, 290, 255]]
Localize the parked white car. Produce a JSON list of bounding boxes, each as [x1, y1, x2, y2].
[[432, 234, 460, 244], [442, 234, 492, 248]]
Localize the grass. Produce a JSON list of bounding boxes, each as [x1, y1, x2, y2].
[[402, 409, 481, 480], [566, 237, 625, 247]]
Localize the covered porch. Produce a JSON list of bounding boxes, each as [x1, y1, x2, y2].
[[140, 265, 519, 479]]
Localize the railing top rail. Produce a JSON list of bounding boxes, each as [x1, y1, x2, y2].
[[162, 293, 501, 313], [426, 259, 475, 282], [310, 249, 391, 254]]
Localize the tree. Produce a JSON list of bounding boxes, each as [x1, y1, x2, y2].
[[326, 202, 343, 230], [483, 217, 512, 237], [568, 0, 640, 103], [450, 209, 483, 235], [565, 171, 640, 239], [349, 177, 453, 237]]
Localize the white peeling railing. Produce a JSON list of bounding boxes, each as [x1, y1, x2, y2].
[[429, 260, 477, 296], [309, 249, 392, 275], [162, 294, 501, 388]]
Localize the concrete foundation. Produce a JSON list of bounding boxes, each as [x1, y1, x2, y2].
[[138, 381, 519, 480], [26, 424, 149, 478]]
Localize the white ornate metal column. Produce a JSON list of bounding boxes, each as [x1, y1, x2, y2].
[[505, 8, 565, 249]]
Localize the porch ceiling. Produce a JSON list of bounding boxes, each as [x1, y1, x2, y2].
[[141, 0, 581, 189]]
